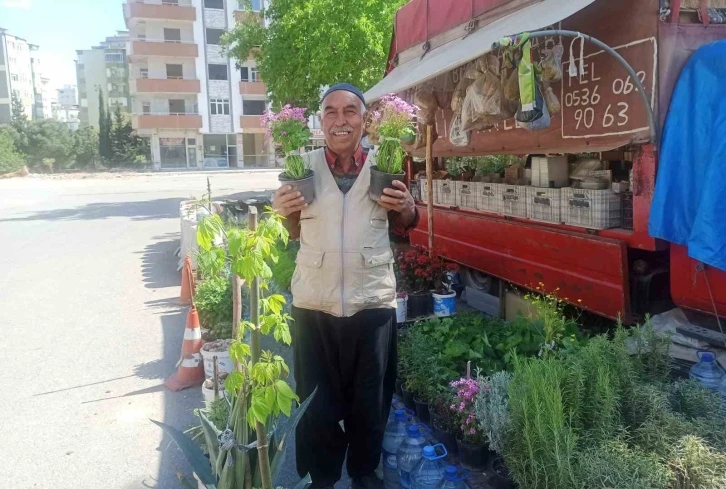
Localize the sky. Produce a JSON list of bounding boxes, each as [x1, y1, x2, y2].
[[0, 0, 127, 94]]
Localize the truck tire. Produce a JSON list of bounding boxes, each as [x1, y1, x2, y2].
[[460, 267, 493, 293]]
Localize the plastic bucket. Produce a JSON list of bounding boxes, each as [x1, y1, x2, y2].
[[200, 346, 234, 380], [396, 296, 408, 323], [432, 292, 456, 317], [202, 380, 225, 404]]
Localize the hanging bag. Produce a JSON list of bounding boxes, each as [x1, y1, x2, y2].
[[449, 111, 471, 147], [521, 82, 551, 131], [540, 37, 564, 83], [515, 40, 544, 123]]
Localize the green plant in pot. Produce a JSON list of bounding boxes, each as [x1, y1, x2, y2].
[[450, 375, 491, 470], [475, 371, 514, 489], [195, 275, 234, 341], [405, 327, 440, 423], [369, 94, 417, 201], [396, 246, 455, 318], [262, 105, 314, 204]]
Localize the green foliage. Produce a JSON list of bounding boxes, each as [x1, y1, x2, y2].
[[503, 322, 726, 489], [446, 155, 519, 178], [10, 92, 27, 134], [196, 276, 234, 341], [221, 0, 407, 111], [525, 286, 582, 357], [24, 119, 74, 170], [108, 105, 149, 166], [98, 90, 111, 161], [0, 128, 25, 173], [400, 327, 442, 402], [474, 371, 513, 455], [72, 126, 99, 168], [270, 240, 298, 291]]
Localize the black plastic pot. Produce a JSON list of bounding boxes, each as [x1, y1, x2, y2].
[[407, 292, 432, 318], [488, 456, 515, 489], [431, 418, 458, 456], [457, 439, 491, 470], [413, 398, 430, 424], [401, 385, 417, 411], [369, 165, 405, 202], [395, 378, 403, 397], [279, 170, 315, 205]]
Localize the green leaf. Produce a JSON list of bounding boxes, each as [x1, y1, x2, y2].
[[275, 379, 297, 401], [277, 390, 293, 417], [224, 371, 245, 395], [199, 411, 222, 473], [150, 419, 217, 488], [230, 341, 251, 363], [264, 385, 277, 412]]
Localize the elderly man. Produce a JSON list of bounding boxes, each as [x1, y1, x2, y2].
[[272, 84, 418, 489]]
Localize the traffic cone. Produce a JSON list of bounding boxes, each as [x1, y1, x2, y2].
[[180, 255, 195, 305], [165, 306, 205, 391]]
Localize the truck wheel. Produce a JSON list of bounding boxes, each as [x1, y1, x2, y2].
[[460, 267, 493, 293]]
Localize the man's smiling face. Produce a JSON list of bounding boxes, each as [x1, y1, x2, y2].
[[321, 90, 364, 156]]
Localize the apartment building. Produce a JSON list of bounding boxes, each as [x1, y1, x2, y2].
[[57, 85, 78, 106], [123, 0, 270, 170], [0, 28, 49, 124], [75, 32, 132, 128]]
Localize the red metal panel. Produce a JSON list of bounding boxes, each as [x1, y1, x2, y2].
[[428, 1, 472, 39], [412, 206, 631, 320], [473, 0, 517, 16], [395, 0, 428, 52], [670, 244, 726, 317]]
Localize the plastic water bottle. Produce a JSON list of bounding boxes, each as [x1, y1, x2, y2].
[[382, 409, 410, 489], [435, 466, 470, 489], [388, 398, 407, 422], [397, 424, 427, 489], [410, 445, 448, 489], [690, 350, 725, 391]]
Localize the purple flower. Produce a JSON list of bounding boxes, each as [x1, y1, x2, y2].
[[469, 428, 476, 436]]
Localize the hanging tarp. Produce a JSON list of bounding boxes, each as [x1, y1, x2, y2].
[[649, 40, 726, 272]]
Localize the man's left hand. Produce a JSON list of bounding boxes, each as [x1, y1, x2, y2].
[[378, 180, 416, 221]]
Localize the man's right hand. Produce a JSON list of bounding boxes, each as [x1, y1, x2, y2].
[[272, 185, 307, 217]]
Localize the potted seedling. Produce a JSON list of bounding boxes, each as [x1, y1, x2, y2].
[[369, 94, 418, 201], [262, 105, 315, 204], [451, 376, 492, 470]]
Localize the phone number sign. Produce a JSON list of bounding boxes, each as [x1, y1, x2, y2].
[[561, 38, 656, 139]]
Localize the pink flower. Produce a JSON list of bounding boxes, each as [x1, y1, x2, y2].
[[470, 428, 476, 436]]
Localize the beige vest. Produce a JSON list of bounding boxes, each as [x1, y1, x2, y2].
[[291, 148, 397, 317]]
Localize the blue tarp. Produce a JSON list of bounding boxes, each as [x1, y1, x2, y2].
[[649, 40, 726, 272]]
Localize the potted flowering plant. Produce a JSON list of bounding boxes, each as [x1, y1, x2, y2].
[[395, 246, 458, 318], [450, 376, 491, 470], [262, 104, 314, 204], [369, 94, 418, 201]]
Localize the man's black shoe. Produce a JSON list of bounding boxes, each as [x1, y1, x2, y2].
[[352, 473, 384, 489]]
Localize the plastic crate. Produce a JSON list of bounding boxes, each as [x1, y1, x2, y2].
[[526, 187, 563, 223], [418, 178, 436, 203], [455, 181, 479, 209], [562, 188, 622, 229], [476, 182, 503, 214], [435, 180, 457, 206], [500, 185, 528, 217], [621, 192, 634, 230]]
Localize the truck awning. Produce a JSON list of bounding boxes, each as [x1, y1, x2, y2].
[[364, 0, 596, 103]]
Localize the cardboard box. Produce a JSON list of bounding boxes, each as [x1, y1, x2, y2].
[[505, 290, 537, 322]]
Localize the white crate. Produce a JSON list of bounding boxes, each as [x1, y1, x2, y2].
[[500, 185, 528, 217], [418, 178, 437, 203], [526, 187, 563, 223], [532, 156, 569, 188], [435, 180, 457, 206], [476, 182, 503, 214], [562, 188, 622, 229], [455, 181, 479, 209]]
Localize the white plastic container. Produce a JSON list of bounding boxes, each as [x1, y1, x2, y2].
[[476, 183, 503, 214], [200, 343, 235, 380], [500, 185, 528, 218], [562, 188, 622, 229], [202, 379, 225, 404], [434, 181, 457, 206], [432, 292, 456, 317], [396, 295, 408, 323], [455, 181, 478, 209], [526, 187, 563, 223]]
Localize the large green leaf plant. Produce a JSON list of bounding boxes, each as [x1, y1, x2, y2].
[[153, 209, 314, 489]]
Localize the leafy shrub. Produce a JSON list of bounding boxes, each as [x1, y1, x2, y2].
[[671, 436, 726, 489], [195, 275, 233, 340], [575, 441, 671, 489], [474, 371, 512, 455], [270, 239, 299, 291], [0, 129, 25, 173]]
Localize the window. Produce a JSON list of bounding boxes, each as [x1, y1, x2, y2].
[[204, 0, 224, 8], [11, 74, 19, 82], [142, 102, 151, 114], [140, 68, 149, 79], [243, 100, 266, 115], [206, 28, 225, 45], [169, 99, 186, 114], [164, 28, 181, 42], [105, 52, 125, 63], [208, 64, 228, 80], [210, 98, 230, 115], [238, 0, 262, 10], [240, 66, 259, 82], [166, 64, 183, 79]]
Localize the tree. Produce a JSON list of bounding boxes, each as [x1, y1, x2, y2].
[[98, 89, 111, 162], [24, 119, 74, 171], [72, 126, 99, 169], [108, 105, 150, 166], [221, 0, 406, 111], [11, 91, 27, 134], [0, 127, 25, 173]]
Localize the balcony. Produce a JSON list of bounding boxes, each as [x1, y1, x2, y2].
[[239, 81, 266, 95], [132, 78, 201, 94], [129, 40, 198, 58], [133, 113, 202, 130], [240, 115, 264, 133], [124, 0, 196, 26]]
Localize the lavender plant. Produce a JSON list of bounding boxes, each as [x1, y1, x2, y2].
[[261, 105, 311, 179], [373, 94, 418, 174], [475, 371, 513, 455]]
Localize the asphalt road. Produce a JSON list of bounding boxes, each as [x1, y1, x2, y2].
[[0, 171, 285, 489]]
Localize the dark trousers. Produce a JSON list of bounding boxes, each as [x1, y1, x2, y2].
[[292, 306, 397, 488]]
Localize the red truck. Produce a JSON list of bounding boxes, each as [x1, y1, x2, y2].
[[365, 0, 726, 322]]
